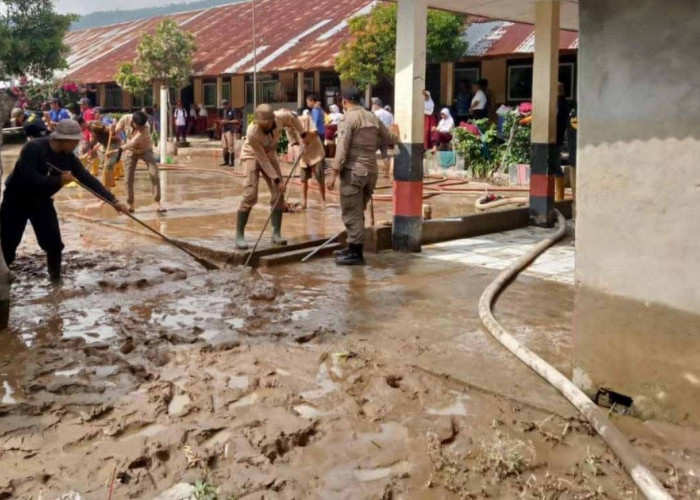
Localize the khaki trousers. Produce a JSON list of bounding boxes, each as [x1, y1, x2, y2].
[[340, 169, 377, 245], [222, 131, 235, 153], [238, 158, 284, 212], [124, 150, 161, 205]]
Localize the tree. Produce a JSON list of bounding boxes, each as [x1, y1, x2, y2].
[[115, 19, 197, 96], [336, 4, 467, 89], [0, 0, 77, 80], [0, 0, 76, 328]]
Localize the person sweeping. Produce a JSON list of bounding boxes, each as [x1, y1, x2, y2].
[[235, 104, 312, 250], [1, 120, 129, 282]]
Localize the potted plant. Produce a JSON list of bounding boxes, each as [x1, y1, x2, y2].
[[452, 118, 500, 180]]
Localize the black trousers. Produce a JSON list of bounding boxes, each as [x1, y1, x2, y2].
[[1, 193, 64, 265]]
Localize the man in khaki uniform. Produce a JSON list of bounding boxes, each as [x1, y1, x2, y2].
[[235, 104, 311, 249], [326, 87, 399, 265], [113, 111, 165, 213]]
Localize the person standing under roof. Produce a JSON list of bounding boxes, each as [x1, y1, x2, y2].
[[470, 80, 488, 120], [174, 101, 188, 143], [219, 100, 241, 167], [423, 90, 436, 150]]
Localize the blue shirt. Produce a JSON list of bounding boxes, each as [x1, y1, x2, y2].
[[49, 108, 71, 123], [311, 107, 325, 135]]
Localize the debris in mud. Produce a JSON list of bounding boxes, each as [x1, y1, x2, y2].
[[80, 403, 113, 422], [474, 432, 537, 480], [250, 281, 279, 301], [152, 482, 196, 500], [385, 375, 403, 388], [202, 332, 241, 351]]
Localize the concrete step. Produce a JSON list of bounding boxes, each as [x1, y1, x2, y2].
[[258, 242, 344, 268]]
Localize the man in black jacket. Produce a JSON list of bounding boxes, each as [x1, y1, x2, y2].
[[1, 120, 129, 282]]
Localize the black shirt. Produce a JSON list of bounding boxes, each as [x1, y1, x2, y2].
[[221, 108, 241, 133], [22, 112, 48, 139], [5, 137, 117, 204]]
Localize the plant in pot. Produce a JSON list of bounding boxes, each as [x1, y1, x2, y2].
[[452, 118, 500, 180], [500, 109, 532, 185]]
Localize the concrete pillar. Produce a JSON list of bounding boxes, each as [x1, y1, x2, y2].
[[216, 76, 223, 108], [297, 71, 305, 110], [152, 83, 159, 107], [313, 71, 321, 94], [440, 62, 455, 107], [231, 75, 245, 108], [364, 84, 372, 109], [480, 58, 507, 104], [194, 77, 203, 106], [98, 84, 106, 107], [392, 0, 427, 253], [574, 0, 700, 424], [122, 90, 132, 110], [528, 0, 560, 227]]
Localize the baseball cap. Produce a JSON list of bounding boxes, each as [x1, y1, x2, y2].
[[51, 120, 83, 140]]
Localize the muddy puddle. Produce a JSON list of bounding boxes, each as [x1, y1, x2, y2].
[[0, 218, 698, 499]]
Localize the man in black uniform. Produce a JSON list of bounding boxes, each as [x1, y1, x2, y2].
[[11, 107, 49, 139], [1, 120, 129, 282], [219, 100, 241, 167]]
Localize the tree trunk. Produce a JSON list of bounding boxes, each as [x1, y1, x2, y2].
[[0, 91, 17, 329]]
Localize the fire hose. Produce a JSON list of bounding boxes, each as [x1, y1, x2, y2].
[[478, 210, 671, 500]]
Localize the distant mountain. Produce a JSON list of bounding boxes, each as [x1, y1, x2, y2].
[[70, 0, 244, 30]]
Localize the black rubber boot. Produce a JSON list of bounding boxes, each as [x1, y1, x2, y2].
[[235, 210, 250, 250], [220, 151, 230, 167], [270, 210, 287, 246], [333, 246, 350, 257], [335, 244, 365, 266], [47, 252, 62, 283], [228, 151, 235, 167]]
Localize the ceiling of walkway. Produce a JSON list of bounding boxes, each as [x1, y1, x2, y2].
[[427, 0, 579, 30]]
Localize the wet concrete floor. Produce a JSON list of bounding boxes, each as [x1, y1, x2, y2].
[[0, 151, 698, 498]]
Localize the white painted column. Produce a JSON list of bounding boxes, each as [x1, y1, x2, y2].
[[216, 76, 223, 108], [160, 86, 168, 162], [297, 71, 305, 110], [392, 0, 427, 253]]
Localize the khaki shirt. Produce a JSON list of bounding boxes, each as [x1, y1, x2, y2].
[[115, 115, 153, 155], [297, 114, 325, 167], [334, 106, 397, 175], [241, 109, 306, 176]]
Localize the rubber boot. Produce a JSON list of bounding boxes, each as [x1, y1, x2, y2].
[[102, 168, 116, 189], [228, 151, 235, 167], [90, 158, 99, 176], [333, 247, 350, 257], [270, 210, 287, 246], [335, 244, 365, 266], [47, 252, 62, 283], [235, 210, 250, 250], [115, 161, 124, 179], [555, 176, 566, 202], [220, 151, 230, 167]]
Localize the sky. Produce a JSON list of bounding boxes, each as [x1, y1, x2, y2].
[[55, 0, 183, 15]]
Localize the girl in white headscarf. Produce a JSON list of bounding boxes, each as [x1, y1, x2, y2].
[[423, 90, 437, 149], [431, 108, 456, 153], [325, 104, 344, 156]]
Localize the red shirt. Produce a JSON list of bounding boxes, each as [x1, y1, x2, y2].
[[81, 108, 95, 141]]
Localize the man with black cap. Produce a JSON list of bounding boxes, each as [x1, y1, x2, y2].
[[1, 120, 129, 282], [326, 87, 399, 265], [235, 104, 311, 249], [219, 100, 241, 167], [11, 108, 48, 140]]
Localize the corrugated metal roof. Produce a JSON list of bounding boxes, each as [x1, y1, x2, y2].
[[64, 0, 376, 83], [463, 19, 578, 57]]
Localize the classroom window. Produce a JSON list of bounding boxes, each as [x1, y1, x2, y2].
[[104, 87, 123, 109], [132, 92, 154, 109], [222, 82, 231, 104], [203, 82, 217, 107]]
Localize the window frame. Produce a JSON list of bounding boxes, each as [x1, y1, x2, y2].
[[203, 82, 217, 107]]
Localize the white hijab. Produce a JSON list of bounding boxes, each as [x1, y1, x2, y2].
[[329, 104, 343, 125], [424, 91, 434, 115], [437, 108, 455, 133]]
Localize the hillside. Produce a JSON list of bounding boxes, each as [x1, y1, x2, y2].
[[70, 0, 244, 30]]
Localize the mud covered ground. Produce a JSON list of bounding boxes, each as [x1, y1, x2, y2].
[[1, 219, 699, 499]]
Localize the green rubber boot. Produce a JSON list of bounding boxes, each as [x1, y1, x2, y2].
[[270, 210, 287, 246], [235, 210, 250, 250]]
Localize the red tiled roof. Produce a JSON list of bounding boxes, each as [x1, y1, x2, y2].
[[463, 19, 578, 57], [64, 0, 377, 83]]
